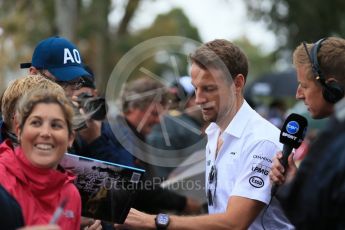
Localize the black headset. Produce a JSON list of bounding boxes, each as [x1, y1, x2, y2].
[[302, 38, 344, 104]]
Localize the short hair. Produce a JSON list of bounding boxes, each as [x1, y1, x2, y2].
[[16, 88, 74, 135], [122, 77, 167, 113], [189, 39, 249, 82], [293, 37, 345, 86], [1, 75, 65, 131]]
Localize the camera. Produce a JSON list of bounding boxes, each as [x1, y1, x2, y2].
[[77, 93, 107, 121]]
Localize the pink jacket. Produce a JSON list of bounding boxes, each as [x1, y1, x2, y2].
[[0, 140, 81, 229]]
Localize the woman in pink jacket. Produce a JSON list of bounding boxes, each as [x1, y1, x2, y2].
[[0, 88, 81, 230]]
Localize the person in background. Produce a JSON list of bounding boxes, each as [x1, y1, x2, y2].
[[70, 66, 134, 167], [116, 39, 293, 230], [0, 88, 80, 229], [269, 37, 345, 229], [267, 99, 287, 129], [146, 76, 206, 179], [20, 37, 113, 229], [108, 76, 202, 214], [22, 36, 132, 168], [21, 36, 91, 97], [0, 75, 102, 230], [1, 75, 64, 145]]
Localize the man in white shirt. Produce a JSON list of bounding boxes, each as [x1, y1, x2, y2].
[[116, 39, 293, 230]]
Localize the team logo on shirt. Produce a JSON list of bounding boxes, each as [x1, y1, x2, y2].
[[252, 155, 273, 163], [249, 176, 264, 188], [251, 163, 270, 176]]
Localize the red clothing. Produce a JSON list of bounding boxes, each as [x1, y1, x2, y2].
[[0, 140, 81, 229]]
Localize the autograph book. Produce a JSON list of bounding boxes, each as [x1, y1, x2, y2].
[[60, 153, 145, 224]]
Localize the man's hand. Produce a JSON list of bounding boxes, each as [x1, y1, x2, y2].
[[71, 95, 102, 144], [81, 217, 102, 230], [78, 118, 102, 144], [269, 151, 297, 186]]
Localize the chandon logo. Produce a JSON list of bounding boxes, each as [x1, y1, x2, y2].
[[252, 155, 272, 163], [249, 176, 264, 188]]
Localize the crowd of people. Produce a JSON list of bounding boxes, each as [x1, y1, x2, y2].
[[0, 34, 345, 230]]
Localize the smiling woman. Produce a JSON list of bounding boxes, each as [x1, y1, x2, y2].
[[0, 88, 81, 229], [15, 89, 75, 169]]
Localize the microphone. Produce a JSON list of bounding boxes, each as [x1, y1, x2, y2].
[[271, 113, 308, 195]]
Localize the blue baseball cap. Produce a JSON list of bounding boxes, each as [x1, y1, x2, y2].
[[21, 36, 91, 81]]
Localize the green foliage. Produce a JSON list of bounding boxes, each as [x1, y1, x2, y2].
[[245, 0, 345, 50], [0, 2, 201, 92], [234, 37, 276, 83], [137, 8, 201, 41], [108, 8, 202, 84]]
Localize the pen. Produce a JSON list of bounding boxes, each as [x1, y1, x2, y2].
[[49, 197, 68, 224]]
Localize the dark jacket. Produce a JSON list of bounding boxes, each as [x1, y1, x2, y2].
[[0, 141, 81, 229], [278, 116, 345, 229], [0, 184, 24, 230], [146, 113, 206, 178], [74, 121, 135, 167], [77, 116, 187, 214]]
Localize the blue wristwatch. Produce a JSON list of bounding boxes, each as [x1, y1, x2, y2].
[[155, 213, 170, 229]]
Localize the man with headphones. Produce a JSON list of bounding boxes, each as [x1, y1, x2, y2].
[[270, 37, 345, 229]]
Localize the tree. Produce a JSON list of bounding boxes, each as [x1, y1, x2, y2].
[[55, 0, 78, 40], [245, 0, 345, 50], [115, 8, 202, 81], [0, 0, 56, 92], [0, 2, 201, 94], [234, 37, 276, 84], [0, 0, 141, 93]]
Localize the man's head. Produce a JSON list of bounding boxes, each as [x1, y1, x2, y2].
[[1, 75, 65, 132], [293, 37, 345, 119], [22, 36, 91, 96], [122, 77, 167, 136], [72, 65, 98, 97], [189, 39, 248, 126]]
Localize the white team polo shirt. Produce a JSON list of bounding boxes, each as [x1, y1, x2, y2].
[[205, 100, 294, 230]]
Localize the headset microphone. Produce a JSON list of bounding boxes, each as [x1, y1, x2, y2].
[[271, 113, 308, 195]]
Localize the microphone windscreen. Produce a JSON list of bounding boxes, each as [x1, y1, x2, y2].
[[279, 113, 308, 149]]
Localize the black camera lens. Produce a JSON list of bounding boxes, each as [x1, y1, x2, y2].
[[77, 93, 107, 121]]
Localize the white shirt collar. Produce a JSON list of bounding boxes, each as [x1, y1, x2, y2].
[[205, 100, 253, 138]]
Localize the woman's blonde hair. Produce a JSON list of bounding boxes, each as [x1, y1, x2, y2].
[[1, 75, 65, 130], [16, 88, 74, 135]]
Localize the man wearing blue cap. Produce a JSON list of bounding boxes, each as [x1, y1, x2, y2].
[[21, 36, 105, 230], [21, 36, 91, 96]]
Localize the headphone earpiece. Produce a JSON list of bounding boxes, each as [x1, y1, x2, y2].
[[303, 38, 344, 104], [322, 80, 345, 104]]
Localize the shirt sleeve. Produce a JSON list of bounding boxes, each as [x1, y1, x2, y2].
[[231, 140, 279, 204]]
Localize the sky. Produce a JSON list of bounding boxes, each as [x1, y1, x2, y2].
[[109, 0, 277, 53]]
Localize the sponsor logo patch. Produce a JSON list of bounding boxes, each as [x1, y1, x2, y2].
[[249, 176, 264, 188], [251, 163, 270, 176], [252, 155, 272, 163], [286, 121, 299, 134]]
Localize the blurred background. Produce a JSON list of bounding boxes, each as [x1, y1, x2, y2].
[[1, 0, 344, 120]]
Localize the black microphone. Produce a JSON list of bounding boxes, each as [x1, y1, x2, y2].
[[271, 113, 308, 196]]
